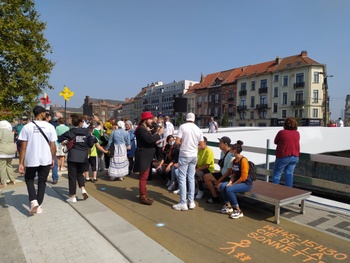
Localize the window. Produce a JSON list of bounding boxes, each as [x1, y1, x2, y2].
[[250, 111, 254, 119], [222, 92, 226, 100], [214, 107, 219, 117], [251, 81, 255, 91], [313, 90, 319, 103], [274, 87, 278, 97], [283, 76, 288, 86], [260, 79, 267, 88], [313, 108, 318, 118], [282, 110, 287, 118], [313, 72, 320, 83], [282, 92, 287, 104], [229, 90, 233, 99], [250, 96, 255, 107], [198, 96, 202, 103], [240, 98, 246, 106], [273, 103, 278, 113], [296, 73, 304, 83], [215, 94, 219, 103], [274, 75, 279, 82], [204, 95, 207, 102], [295, 91, 303, 103], [241, 82, 247, 91], [209, 95, 212, 102], [295, 109, 303, 118], [239, 111, 246, 119], [259, 111, 267, 119], [260, 95, 266, 105]]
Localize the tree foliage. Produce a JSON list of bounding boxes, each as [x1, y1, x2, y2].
[[0, 0, 54, 118]]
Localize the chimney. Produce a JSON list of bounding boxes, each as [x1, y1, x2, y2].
[[301, 50, 307, 57], [275, 56, 281, 65]]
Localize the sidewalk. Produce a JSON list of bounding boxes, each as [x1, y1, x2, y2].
[[0, 171, 183, 263]]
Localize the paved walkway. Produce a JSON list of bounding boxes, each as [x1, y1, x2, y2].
[[1, 163, 350, 262], [0, 172, 182, 263]]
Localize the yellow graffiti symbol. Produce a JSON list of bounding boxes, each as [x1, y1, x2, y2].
[[220, 240, 251, 254], [59, 86, 74, 101], [234, 253, 252, 262]]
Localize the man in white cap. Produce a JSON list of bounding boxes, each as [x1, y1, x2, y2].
[[173, 113, 204, 211]]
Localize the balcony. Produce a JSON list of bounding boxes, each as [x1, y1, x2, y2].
[[256, 104, 268, 110], [237, 105, 247, 111], [258, 87, 268, 94], [291, 100, 305, 107], [239, 90, 247, 96], [293, 82, 305, 88], [197, 101, 202, 106], [228, 112, 234, 117], [228, 97, 234, 102]]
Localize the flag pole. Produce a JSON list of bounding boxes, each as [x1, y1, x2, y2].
[[64, 99, 67, 120]]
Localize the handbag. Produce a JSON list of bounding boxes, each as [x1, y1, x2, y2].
[[63, 137, 75, 153], [108, 143, 115, 157]]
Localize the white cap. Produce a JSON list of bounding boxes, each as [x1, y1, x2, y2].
[[186, 113, 195, 122]]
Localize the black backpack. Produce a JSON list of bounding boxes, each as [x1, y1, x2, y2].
[[242, 157, 257, 181]]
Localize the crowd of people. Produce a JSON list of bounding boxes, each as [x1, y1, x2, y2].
[[1, 107, 301, 220]]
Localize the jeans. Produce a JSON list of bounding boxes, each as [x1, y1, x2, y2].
[[52, 156, 58, 181], [25, 165, 51, 205], [273, 156, 299, 187], [170, 166, 178, 184], [219, 182, 252, 207], [178, 156, 197, 204]]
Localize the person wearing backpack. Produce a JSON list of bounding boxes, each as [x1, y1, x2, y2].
[[218, 140, 253, 219]]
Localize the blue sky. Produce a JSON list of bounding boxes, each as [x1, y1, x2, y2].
[[35, 0, 349, 119]]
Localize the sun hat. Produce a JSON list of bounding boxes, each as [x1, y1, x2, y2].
[[140, 111, 154, 121]]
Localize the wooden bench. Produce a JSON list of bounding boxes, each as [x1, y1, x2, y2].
[[212, 160, 311, 224], [239, 180, 311, 224]]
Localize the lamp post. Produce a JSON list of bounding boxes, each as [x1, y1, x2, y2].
[[320, 73, 333, 126]]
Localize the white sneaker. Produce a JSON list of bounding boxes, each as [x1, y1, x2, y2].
[[165, 180, 171, 187], [173, 189, 180, 195], [195, 190, 204, 199], [29, 200, 39, 216], [36, 205, 43, 214], [66, 197, 77, 203], [221, 205, 234, 214], [188, 202, 196, 210], [172, 203, 188, 211], [117, 177, 124, 181], [81, 188, 89, 200], [167, 182, 175, 191], [230, 210, 244, 219]]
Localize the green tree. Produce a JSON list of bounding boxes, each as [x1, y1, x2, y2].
[[0, 0, 54, 118], [221, 114, 229, 127]]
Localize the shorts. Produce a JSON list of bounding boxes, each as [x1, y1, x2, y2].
[[195, 169, 211, 180]]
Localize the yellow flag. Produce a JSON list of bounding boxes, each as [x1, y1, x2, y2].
[[59, 86, 74, 101]]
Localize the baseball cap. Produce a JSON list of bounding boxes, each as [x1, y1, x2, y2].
[[218, 136, 231, 145], [21, 115, 28, 120], [33, 106, 46, 116], [186, 113, 195, 122]]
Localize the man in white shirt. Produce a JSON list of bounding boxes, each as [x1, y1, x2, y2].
[[208, 116, 218, 133], [173, 113, 204, 211], [164, 116, 174, 136], [338, 118, 344, 127], [19, 106, 57, 215]]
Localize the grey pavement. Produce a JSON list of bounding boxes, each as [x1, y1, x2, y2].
[[0, 172, 182, 263]]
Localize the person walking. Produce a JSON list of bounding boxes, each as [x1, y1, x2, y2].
[[18, 106, 57, 215], [0, 120, 17, 187], [272, 117, 300, 187], [55, 117, 69, 173], [208, 116, 218, 133], [105, 121, 130, 181], [58, 114, 101, 203], [172, 113, 204, 211], [134, 111, 163, 205]]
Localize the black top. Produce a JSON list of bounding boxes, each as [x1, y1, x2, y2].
[[58, 127, 97, 163]]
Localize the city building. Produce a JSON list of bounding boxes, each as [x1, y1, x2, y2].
[[345, 95, 350, 126], [82, 96, 123, 123], [194, 51, 326, 127]]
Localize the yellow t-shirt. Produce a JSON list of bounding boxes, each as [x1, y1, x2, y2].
[[197, 146, 215, 173], [89, 144, 97, 157]]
